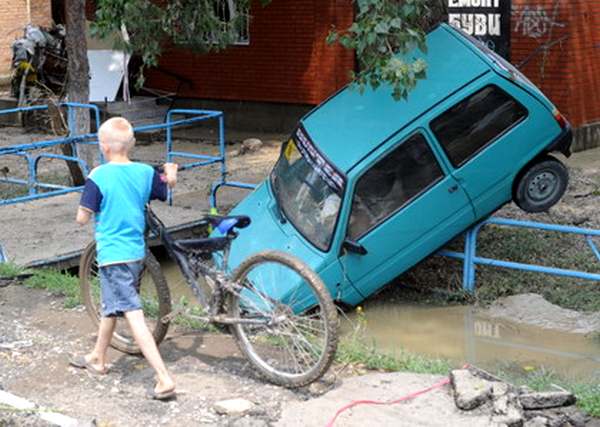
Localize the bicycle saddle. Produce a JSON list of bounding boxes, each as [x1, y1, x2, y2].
[[207, 215, 251, 234]]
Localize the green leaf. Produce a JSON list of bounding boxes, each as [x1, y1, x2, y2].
[[390, 18, 403, 29], [402, 4, 416, 17], [374, 22, 389, 34], [326, 30, 338, 45]]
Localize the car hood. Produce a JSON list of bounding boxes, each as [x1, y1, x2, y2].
[[218, 182, 333, 310]]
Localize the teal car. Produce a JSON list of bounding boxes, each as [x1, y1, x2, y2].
[[223, 23, 572, 307]]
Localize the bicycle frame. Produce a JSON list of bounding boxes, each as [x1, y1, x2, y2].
[[146, 205, 223, 307], [146, 205, 270, 326]]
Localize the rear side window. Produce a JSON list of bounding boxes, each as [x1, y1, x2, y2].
[[430, 85, 527, 167], [348, 133, 443, 240]]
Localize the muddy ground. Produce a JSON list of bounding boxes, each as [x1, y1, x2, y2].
[[2, 282, 600, 427], [4, 283, 597, 427], [0, 283, 299, 426]]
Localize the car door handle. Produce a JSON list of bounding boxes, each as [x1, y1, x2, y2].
[[448, 184, 459, 193]]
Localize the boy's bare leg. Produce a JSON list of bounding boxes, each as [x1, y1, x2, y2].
[[85, 316, 116, 372], [124, 309, 175, 394]]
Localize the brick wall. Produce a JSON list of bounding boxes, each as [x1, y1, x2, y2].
[[511, 0, 600, 127], [145, 0, 355, 105], [0, 0, 52, 77]]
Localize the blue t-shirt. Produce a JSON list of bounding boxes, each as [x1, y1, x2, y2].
[[79, 162, 167, 266]]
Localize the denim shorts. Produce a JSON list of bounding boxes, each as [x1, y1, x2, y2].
[[99, 261, 144, 317]]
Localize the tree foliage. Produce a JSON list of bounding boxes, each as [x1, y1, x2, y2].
[[328, 0, 446, 99], [93, 0, 259, 86], [93, 0, 446, 98]]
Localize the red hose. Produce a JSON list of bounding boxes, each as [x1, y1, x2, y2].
[[324, 376, 451, 427]]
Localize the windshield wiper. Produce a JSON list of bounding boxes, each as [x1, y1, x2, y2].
[[270, 174, 287, 224]]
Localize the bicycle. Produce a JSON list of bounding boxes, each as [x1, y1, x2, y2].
[[79, 204, 339, 387]]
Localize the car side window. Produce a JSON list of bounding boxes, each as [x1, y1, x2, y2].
[[430, 85, 528, 167], [348, 133, 443, 240]]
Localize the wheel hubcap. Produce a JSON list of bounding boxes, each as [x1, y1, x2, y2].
[[527, 171, 558, 201]]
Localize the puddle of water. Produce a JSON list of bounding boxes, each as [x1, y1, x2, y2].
[[159, 257, 600, 380], [161, 258, 199, 302], [347, 302, 600, 380]]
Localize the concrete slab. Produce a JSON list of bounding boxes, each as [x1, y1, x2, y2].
[[276, 372, 491, 427], [566, 145, 600, 170], [0, 189, 245, 268]]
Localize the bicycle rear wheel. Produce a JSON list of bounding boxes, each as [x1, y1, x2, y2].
[[79, 241, 172, 354], [227, 251, 338, 387]]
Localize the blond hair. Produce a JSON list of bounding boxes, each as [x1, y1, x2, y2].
[[98, 117, 135, 152]]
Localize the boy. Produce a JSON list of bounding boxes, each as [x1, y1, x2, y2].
[[71, 117, 177, 400]]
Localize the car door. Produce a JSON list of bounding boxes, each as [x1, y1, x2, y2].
[[338, 131, 475, 299], [429, 82, 551, 218]]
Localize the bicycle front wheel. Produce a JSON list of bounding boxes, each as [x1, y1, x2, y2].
[[79, 241, 172, 354], [227, 251, 338, 387]]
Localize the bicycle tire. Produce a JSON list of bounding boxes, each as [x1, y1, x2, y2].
[[79, 241, 172, 354], [227, 250, 338, 388]]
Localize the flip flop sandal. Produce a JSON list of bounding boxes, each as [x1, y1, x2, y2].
[[147, 387, 176, 401], [69, 355, 108, 375]]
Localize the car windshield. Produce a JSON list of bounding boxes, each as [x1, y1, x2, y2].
[[270, 126, 345, 251]]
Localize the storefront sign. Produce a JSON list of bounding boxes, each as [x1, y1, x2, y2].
[[448, 0, 511, 59]]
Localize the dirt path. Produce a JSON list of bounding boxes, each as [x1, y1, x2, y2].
[[0, 283, 300, 426]]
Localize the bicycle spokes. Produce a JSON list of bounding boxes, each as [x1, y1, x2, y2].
[[229, 259, 330, 378]]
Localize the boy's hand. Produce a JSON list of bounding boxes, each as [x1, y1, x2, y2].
[[162, 163, 178, 188]]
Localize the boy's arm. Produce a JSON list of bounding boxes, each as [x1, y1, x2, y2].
[[77, 178, 102, 224], [76, 207, 92, 225]]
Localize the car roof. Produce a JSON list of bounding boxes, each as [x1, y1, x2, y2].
[[301, 24, 492, 173]]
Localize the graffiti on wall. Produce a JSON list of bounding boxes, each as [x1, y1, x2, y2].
[[513, 5, 565, 39]]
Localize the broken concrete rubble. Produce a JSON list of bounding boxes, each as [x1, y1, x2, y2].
[[450, 368, 590, 427], [213, 398, 255, 416], [519, 391, 577, 410], [450, 369, 493, 410]]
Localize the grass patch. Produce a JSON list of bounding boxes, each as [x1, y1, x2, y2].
[[171, 296, 217, 332], [142, 295, 217, 332], [376, 226, 600, 312], [472, 227, 600, 311], [0, 262, 27, 278], [23, 269, 81, 308]]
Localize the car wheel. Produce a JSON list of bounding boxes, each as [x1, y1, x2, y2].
[[514, 156, 569, 213]]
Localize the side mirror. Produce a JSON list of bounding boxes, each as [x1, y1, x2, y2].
[[342, 239, 368, 256]]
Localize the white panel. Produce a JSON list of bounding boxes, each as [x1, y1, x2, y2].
[[87, 50, 127, 102]]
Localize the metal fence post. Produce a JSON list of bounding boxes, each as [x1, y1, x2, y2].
[[0, 243, 7, 263], [166, 110, 173, 206]]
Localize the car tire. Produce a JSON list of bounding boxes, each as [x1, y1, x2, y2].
[[514, 156, 569, 213]]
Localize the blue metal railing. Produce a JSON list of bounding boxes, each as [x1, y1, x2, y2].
[[0, 243, 7, 263], [438, 217, 600, 293], [130, 108, 257, 207], [0, 105, 256, 209], [0, 103, 101, 206]]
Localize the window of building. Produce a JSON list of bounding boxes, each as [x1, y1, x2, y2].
[[430, 85, 528, 167], [172, 0, 249, 46], [347, 133, 444, 240], [214, 0, 249, 45]]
